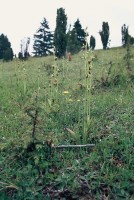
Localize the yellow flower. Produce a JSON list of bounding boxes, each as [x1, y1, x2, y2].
[[63, 91, 69, 94], [77, 99, 80, 102]]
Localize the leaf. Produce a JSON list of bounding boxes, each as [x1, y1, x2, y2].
[[64, 127, 76, 136], [48, 99, 52, 107]]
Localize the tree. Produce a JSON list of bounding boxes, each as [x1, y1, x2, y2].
[[66, 27, 81, 54], [73, 19, 86, 47], [90, 35, 96, 50], [54, 7, 67, 58], [33, 18, 53, 56], [18, 52, 23, 60], [130, 36, 134, 45], [99, 22, 110, 50], [18, 37, 30, 60], [0, 34, 13, 60], [3, 48, 13, 61], [121, 24, 134, 47], [24, 37, 30, 59], [121, 24, 129, 47]]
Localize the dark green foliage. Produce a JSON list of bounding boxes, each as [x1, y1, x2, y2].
[[33, 18, 53, 56], [90, 35, 96, 50], [99, 22, 110, 50], [3, 48, 13, 61], [66, 19, 86, 54], [66, 28, 81, 54], [130, 36, 134, 45], [73, 19, 86, 47], [54, 8, 67, 58], [0, 33, 13, 60]]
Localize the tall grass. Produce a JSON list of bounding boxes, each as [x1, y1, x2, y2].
[[82, 29, 95, 143]]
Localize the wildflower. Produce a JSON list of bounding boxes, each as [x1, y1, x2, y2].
[[63, 91, 69, 94], [77, 99, 80, 102]]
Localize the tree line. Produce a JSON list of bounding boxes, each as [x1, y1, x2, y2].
[[0, 7, 134, 61], [33, 8, 96, 58], [33, 8, 134, 58]]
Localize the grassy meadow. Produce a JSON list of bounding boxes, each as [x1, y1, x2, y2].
[[0, 46, 134, 199]]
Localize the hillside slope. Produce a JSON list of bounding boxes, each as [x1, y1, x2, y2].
[[0, 47, 134, 199]]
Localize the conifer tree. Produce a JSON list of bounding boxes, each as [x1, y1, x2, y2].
[[33, 18, 53, 56], [0, 34, 13, 60], [99, 22, 110, 50], [3, 48, 13, 61], [54, 7, 67, 58], [73, 19, 86, 47]]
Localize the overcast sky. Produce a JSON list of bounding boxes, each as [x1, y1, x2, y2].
[[0, 0, 134, 54]]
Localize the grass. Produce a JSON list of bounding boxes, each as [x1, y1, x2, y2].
[[0, 46, 134, 199]]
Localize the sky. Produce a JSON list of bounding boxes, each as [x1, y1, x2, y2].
[[0, 0, 134, 54]]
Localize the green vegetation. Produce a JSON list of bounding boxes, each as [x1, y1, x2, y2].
[[0, 46, 134, 199]]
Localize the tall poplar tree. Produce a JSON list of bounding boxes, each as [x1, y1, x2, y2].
[[99, 22, 110, 50], [54, 8, 67, 58]]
